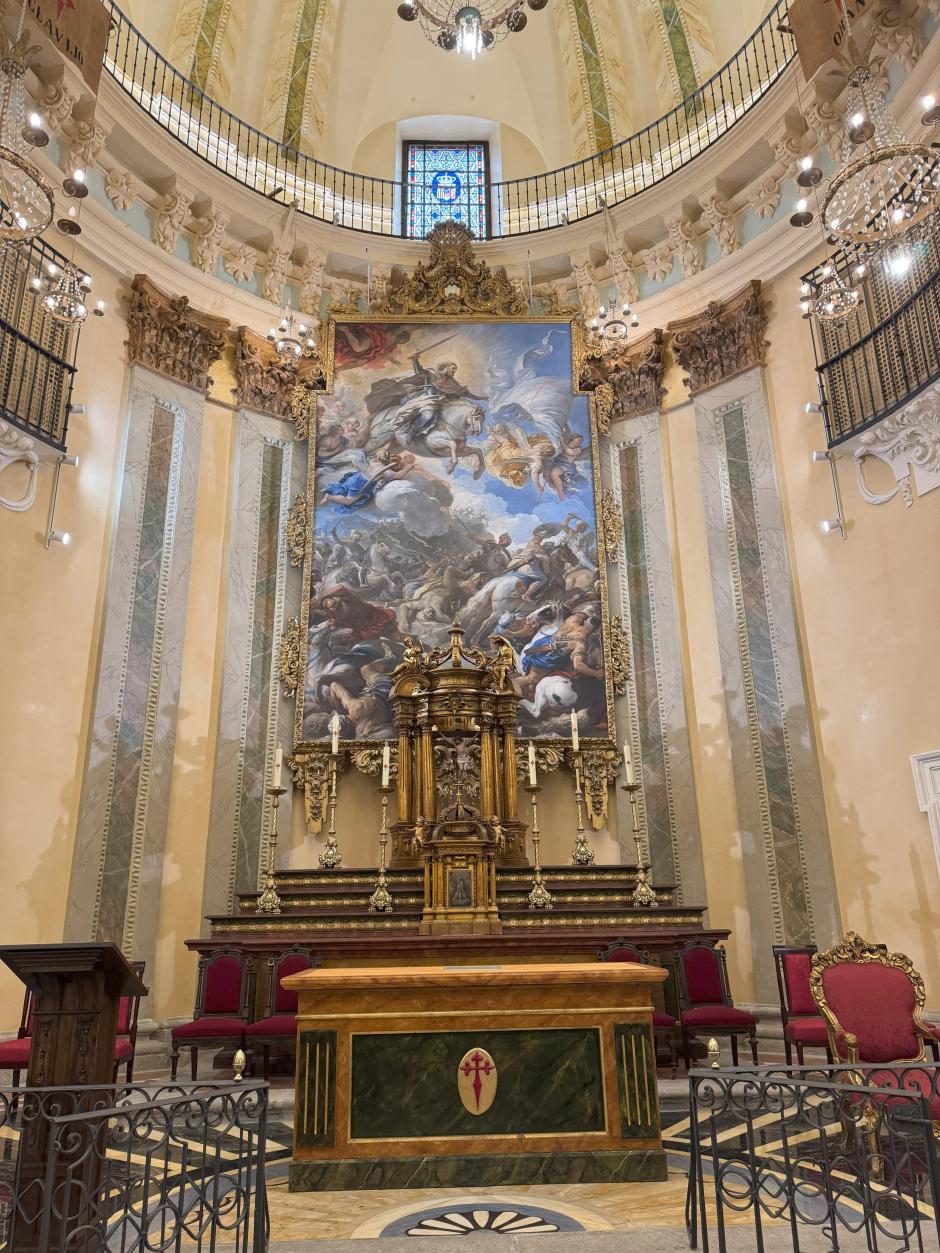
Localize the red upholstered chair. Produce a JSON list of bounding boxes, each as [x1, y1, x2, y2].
[[0, 984, 34, 1087], [677, 939, 759, 1068], [598, 940, 679, 1074], [772, 945, 833, 1066], [112, 960, 146, 1083], [246, 947, 320, 1079], [171, 949, 252, 1080], [810, 932, 937, 1066]]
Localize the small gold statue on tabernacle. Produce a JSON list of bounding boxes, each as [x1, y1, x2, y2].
[[412, 814, 427, 856], [488, 635, 517, 692], [489, 815, 506, 853], [394, 636, 425, 676]]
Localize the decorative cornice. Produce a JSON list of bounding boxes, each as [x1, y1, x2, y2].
[[381, 222, 529, 317], [580, 330, 667, 421], [124, 274, 228, 393], [668, 280, 769, 396]]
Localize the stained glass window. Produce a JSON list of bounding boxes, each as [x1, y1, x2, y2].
[[403, 141, 490, 241]]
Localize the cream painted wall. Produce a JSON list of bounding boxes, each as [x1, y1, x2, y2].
[[763, 262, 940, 996], [0, 247, 127, 1027]]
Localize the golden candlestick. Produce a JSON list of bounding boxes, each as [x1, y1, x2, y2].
[[571, 755, 596, 866], [257, 784, 287, 914], [319, 756, 343, 869], [525, 783, 553, 909], [622, 779, 657, 908], [369, 784, 395, 912]]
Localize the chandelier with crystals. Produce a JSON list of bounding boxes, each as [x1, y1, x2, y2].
[[0, 12, 54, 248], [589, 302, 639, 353], [267, 305, 317, 360], [396, 1, 549, 56]]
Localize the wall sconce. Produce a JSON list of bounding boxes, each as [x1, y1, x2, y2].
[[812, 450, 846, 541], [45, 453, 78, 549]]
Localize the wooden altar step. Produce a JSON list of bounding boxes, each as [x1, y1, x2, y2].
[[211, 864, 686, 938], [233, 865, 677, 913]]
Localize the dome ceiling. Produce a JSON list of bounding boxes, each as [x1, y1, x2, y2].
[[123, 0, 773, 178]]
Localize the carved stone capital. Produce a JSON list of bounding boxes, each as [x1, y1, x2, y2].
[[579, 330, 667, 422], [125, 274, 227, 393], [232, 325, 323, 420], [669, 280, 769, 396]]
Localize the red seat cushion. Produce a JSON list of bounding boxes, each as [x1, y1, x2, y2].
[[246, 1014, 297, 1038], [0, 1038, 31, 1067], [114, 1038, 134, 1062], [784, 1016, 830, 1044], [682, 1005, 758, 1027], [652, 1013, 677, 1029], [171, 1016, 245, 1040]]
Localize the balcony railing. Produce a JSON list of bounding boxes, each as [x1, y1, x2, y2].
[[805, 217, 940, 446], [102, 0, 794, 239], [0, 234, 79, 452]]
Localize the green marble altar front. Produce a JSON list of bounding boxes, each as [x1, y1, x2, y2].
[[283, 962, 668, 1191]]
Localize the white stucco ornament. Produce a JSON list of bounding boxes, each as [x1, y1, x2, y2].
[[853, 383, 940, 508], [0, 419, 40, 512]]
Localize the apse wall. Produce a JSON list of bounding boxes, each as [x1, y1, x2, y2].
[[1, 218, 938, 1034]]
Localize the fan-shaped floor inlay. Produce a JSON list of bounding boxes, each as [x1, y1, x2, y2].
[[382, 1201, 585, 1236]]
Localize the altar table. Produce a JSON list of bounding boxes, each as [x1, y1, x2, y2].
[[283, 961, 668, 1190]]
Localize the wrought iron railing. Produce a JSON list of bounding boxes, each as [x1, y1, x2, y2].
[[0, 235, 79, 452], [686, 1064, 940, 1252], [0, 1081, 269, 1251], [804, 218, 940, 446], [102, 0, 794, 238]]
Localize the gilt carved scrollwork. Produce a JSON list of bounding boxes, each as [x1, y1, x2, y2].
[[608, 616, 631, 696], [277, 617, 303, 698], [380, 221, 530, 317], [288, 750, 329, 832], [284, 494, 308, 567], [600, 488, 623, 564], [125, 274, 228, 394], [567, 744, 621, 830]]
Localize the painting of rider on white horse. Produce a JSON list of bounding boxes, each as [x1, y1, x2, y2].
[[303, 319, 609, 744]]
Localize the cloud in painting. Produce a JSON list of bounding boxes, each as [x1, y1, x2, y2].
[[450, 485, 541, 544], [374, 475, 452, 537]]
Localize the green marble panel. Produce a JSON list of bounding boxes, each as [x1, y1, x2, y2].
[[613, 1023, 658, 1138], [295, 1030, 336, 1147], [289, 1148, 668, 1192], [350, 1028, 604, 1141]]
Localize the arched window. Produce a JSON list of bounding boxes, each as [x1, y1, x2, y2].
[[403, 140, 490, 240]]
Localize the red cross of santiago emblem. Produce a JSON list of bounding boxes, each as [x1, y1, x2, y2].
[[457, 1047, 497, 1115]]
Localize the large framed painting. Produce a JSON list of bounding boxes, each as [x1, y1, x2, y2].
[[297, 317, 612, 744]]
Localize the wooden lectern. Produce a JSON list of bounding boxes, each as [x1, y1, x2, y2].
[[0, 943, 148, 1251]]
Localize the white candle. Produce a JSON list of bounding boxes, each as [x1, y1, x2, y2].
[[273, 745, 283, 789], [381, 742, 391, 788], [623, 740, 636, 787], [528, 742, 537, 787], [570, 710, 579, 753], [330, 712, 340, 755]]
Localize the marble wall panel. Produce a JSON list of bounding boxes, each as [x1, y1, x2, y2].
[[203, 408, 301, 920], [608, 413, 705, 906], [694, 367, 839, 998], [67, 368, 204, 985]]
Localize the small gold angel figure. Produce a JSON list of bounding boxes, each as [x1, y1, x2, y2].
[[412, 814, 427, 856], [393, 636, 425, 676], [489, 814, 506, 853]]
